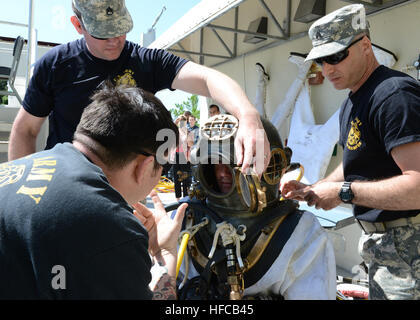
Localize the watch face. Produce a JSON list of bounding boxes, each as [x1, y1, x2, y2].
[[340, 185, 353, 203], [340, 191, 351, 201]]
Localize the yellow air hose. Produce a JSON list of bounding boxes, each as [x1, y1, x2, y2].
[[154, 176, 175, 193], [176, 233, 190, 279], [296, 164, 304, 182], [175, 218, 209, 280]]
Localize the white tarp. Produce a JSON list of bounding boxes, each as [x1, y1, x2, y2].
[[287, 83, 340, 184], [254, 63, 269, 119], [270, 56, 313, 142], [373, 44, 397, 69]]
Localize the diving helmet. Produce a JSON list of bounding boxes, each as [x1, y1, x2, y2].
[[189, 114, 292, 217]]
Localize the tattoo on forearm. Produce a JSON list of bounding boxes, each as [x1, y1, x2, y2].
[[152, 274, 177, 300]]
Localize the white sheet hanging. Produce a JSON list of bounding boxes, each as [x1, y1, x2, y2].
[[270, 57, 313, 142], [372, 44, 397, 68], [286, 82, 340, 184], [254, 63, 269, 119]]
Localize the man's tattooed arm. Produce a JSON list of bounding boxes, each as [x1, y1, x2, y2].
[[151, 272, 177, 300], [149, 252, 177, 300]]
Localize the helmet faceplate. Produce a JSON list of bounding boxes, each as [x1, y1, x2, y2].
[[190, 115, 292, 219]]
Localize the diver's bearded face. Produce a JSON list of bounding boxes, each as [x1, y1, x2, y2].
[[214, 164, 233, 194]]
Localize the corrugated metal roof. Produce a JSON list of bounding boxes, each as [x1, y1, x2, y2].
[[149, 0, 246, 49]]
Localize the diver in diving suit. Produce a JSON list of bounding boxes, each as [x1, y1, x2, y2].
[[175, 114, 336, 300]]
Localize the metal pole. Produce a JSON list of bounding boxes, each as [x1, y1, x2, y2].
[[168, 48, 231, 60], [233, 7, 238, 57], [286, 0, 291, 38], [150, 6, 166, 31], [0, 20, 28, 28], [177, 43, 195, 62], [211, 29, 233, 57], [26, 0, 36, 89], [257, 0, 286, 38], [207, 24, 285, 41], [199, 29, 204, 65], [210, 31, 308, 68]]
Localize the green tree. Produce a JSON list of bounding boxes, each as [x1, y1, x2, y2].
[[170, 94, 200, 123], [0, 80, 8, 105]]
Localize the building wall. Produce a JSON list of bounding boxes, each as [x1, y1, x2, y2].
[[204, 0, 420, 177]]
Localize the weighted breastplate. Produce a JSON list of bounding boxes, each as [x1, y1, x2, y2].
[[177, 197, 302, 300]]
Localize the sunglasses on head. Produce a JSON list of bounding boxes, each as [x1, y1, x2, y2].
[[314, 36, 365, 66]]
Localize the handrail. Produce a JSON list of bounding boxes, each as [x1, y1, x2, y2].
[[0, 20, 28, 28], [0, 36, 25, 105], [0, 0, 38, 89]]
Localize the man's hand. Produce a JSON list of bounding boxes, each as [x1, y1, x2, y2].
[[280, 180, 311, 202], [132, 190, 187, 257], [281, 180, 342, 210], [133, 191, 187, 300], [235, 113, 270, 177]]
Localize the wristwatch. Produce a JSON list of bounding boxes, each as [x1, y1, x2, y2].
[[339, 181, 354, 204]]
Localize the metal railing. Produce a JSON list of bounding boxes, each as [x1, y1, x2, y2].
[[0, 0, 38, 90]]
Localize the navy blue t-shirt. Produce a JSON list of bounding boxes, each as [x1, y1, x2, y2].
[[339, 65, 420, 222], [23, 38, 188, 149], [0, 143, 153, 299]]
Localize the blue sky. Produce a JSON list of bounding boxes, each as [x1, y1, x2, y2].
[[1, 0, 201, 110], [1, 0, 200, 44]]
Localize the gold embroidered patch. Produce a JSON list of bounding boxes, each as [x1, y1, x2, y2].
[[346, 117, 362, 150], [114, 69, 137, 86]]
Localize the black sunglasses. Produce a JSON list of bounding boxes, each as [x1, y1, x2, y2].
[[314, 36, 365, 66], [138, 150, 162, 169], [91, 35, 110, 41]]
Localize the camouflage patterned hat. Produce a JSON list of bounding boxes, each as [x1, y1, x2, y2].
[[73, 0, 133, 39], [305, 4, 369, 62]]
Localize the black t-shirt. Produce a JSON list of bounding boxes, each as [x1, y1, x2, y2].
[[339, 65, 420, 222], [23, 38, 188, 149], [0, 143, 153, 299]]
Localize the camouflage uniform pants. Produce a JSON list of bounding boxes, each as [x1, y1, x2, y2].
[[358, 224, 420, 300]]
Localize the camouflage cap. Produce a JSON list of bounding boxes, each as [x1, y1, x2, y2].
[[305, 4, 369, 62], [73, 0, 133, 39]]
